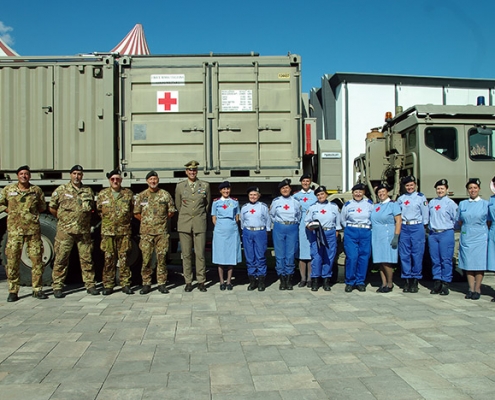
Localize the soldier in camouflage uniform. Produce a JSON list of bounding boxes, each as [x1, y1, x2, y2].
[[134, 171, 176, 294], [49, 165, 98, 298], [0, 165, 47, 302], [96, 169, 135, 295]]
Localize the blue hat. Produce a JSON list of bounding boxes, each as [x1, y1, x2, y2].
[[314, 186, 327, 195], [299, 174, 311, 182], [434, 179, 448, 188], [218, 181, 231, 190], [466, 178, 481, 188], [351, 183, 366, 192], [278, 179, 291, 189], [401, 175, 416, 185], [375, 183, 391, 193], [247, 186, 260, 194]]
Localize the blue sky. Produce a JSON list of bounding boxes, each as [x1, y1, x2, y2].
[[1, 0, 494, 93]]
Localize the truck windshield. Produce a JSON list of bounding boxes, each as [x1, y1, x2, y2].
[[425, 127, 458, 160], [469, 127, 495, 160]]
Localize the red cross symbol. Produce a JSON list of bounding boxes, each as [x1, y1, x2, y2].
[[357, 208, 362, 213], [435, 205, 441, 211], [158, 92, 178, 111], [320, 209, 327, 214], [376, 207, 381, 212], [250, 209, 256, 214], [222, 204, 228, 209], [303, 197, 308, 202], [404, 200, 410, 205], [283, 204, 290, 210]]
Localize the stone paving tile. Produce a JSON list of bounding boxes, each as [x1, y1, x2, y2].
[[0, 383, 59, 400], [50, 382, 102, 400], [319, 378, 376, 399]]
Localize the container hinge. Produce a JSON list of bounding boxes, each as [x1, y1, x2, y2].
[[218, 126, 241, 132], [258, 125, 281, 131], [182, 127, 205, 132]]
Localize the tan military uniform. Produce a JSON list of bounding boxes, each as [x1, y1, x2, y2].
[[0, 183, 46, 293], [134, 188, 176, 285], [49, 182, 96, 290], [97, 187, 134, 289], [175, 178, 211, 284]]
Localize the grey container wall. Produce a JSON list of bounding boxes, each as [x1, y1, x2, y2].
[[119, 54, 303, 180], [0, 56, 116, 177]]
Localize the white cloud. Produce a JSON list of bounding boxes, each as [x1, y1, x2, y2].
[[0, 21, 15, 45]]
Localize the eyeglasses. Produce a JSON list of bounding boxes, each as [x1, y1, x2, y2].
[[110, 178, 121, 182]]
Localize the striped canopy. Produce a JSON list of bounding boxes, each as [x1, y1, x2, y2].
[[0, 38, 19, 56], [111, 24, 150, 55]]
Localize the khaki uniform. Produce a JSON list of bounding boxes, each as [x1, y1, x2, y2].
[[175, 179, 211, 284], [134, 188, 176, 285], [0, 183, 46, 293], [49, 182, 96, 290], [97, 187, 134, 289]]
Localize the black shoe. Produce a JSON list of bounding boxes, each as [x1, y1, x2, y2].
[[184, 283, 193, 292], [356, 284, 366, 292], [158, 284, 169, 294], [279, 276, 287, 290], [381, 285, 394, 293], [122, 286, 134, 295], [247, 276, 257, 291], [298, 280, 307, 288], [430, 280, 442, 294], [403, 279, 411, 293], [465, 291, 473, 299], [491, 297, 495, 302], [410, 279, 419, 293], [376, 286, 384, 293], [198, 283, 207, 292], [32, 290, 48, 299], [220, 283, 226, 291], [140, 285, 151, 295], [102, 288, 113, 296], [439, 282, 449, 296], [471, 292, 481, 300], [87, 287, 100, 295], [323, 278, 331, 291], [258, 276, 266, 292], [7, 292, 19, 302], [226, 283, 233, 291], [286, 275, 293, 290], [311, 278, 319, 292], [53, 289, 65, 299], [345, 284, 353, 293]]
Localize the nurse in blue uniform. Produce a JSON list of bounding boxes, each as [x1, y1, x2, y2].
[[428, 179, 458, 296], [489, 177, 495, 302], [240, 186, 271, 292], [304, 186, 342, 291], [212, 181, 242, 290], [371, 183, 401, 293], [456, 178, 491, 300], [397, 176, 429, 293], [270, 179, 301, 290], [341, 183, 373, 292], [293, 174, 317, 287]]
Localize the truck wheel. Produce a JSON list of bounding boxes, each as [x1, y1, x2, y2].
[[0, 214, 57, 286]]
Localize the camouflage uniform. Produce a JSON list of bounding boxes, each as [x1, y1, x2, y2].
[[134, 188, 176, 285], [50, 182, 96, 290], [0, 183, 46, 294], [97, 187, 134, 289]]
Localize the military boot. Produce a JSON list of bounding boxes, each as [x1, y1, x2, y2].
[[410, 278, 419, 293], [279, 275, 287, 290], [258, 275, 266, 291], [430, 280, 442, 294], [439, 281, 450, 296], [403, 279, 411, 293], [247, 275, 257, 291], [323, 278, 332, 291], [286, 275, 293, 290], [311, 278, 319, 292]]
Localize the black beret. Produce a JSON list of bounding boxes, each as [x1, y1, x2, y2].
[[106, 169, 121, 179], [466, 178, 481, 188], [146, 170, 158, 180], [218, 181, 231, 190], [247, 186, 260, 194], [434, 179, 448, 188], [278, 179, 291, 189], [401, 175, 416, 185], [351, 183, 366, 192], [492, 176, 495, 184], [70, 165, 83, 173], [375, 183, 391, 193], [314, 186, 327, 195], [299, 174, 311, 182], [16, 165, 30, 174]]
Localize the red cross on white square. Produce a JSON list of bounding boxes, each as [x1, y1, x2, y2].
[[157, 91, 179, 112]]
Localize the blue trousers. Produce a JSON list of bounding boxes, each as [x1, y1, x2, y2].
[[310, 229, 337, 278], [273, 222, 298, 276], [399, 224, 425, 279], [343, 226, 371, 285], [242, 228, 267, 277], [428, 229, 454, 282]]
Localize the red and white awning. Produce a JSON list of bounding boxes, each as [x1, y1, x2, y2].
[[111, 23, 150, 55], [0, 38, 19, 56]]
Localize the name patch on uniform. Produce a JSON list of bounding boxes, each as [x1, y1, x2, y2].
[[64, 194, 74, 198], [9, 192, 18, 196], [101, 200, 110, 204]]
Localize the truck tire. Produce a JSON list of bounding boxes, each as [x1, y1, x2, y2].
[[0, 214, 57, 286]]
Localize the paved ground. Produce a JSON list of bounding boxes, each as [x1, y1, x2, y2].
[[1, 266, 495, 400]]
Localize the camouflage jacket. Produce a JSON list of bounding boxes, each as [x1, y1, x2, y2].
[[0, 183, 46, 235], [49, 182, 94, 234], [97, 187, 134, 236], [134, 188, 176, 235]]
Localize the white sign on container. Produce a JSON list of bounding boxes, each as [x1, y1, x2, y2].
[[151, 74, 185, 86], [221, 90, 253, 112]]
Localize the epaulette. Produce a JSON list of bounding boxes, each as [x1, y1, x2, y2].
[[418, 192, 425, 197], [367, 199, 373, 204], [231, 197, 238, 201], [344, 200, 351, 206], [213, 197, 221, 202]]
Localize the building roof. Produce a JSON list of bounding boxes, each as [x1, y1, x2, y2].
[[110, 24, 150, 55], [0, 38, 19, 56]]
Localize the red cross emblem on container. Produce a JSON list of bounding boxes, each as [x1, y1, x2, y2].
[[157, 91, 179, 112]]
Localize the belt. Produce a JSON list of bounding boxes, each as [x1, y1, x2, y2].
[[277, 221, 297, 225], [430, 228, 451, 233], [402, 220, 421, 225], [322, 227, 335, 231], [244, 226, 265, 231], [347, 223, 371, 229]]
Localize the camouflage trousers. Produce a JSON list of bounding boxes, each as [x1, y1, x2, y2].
[[52, 231, 95, 290], [101, 234, 132, 289], [5, 232, 44, 293], [139, 233, 169, 285]]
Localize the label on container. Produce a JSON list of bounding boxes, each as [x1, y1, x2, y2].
[[151, 74, 185, 86], [321, 152, 341, 159], [221, 90, 253, 112]]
